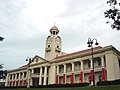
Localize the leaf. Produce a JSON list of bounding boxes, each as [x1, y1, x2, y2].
[[111, 24, 116, 29]]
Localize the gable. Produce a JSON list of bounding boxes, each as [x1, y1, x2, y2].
[[30, 55, 46, 64]]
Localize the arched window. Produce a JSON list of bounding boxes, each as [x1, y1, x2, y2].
[[53, 31, 55, 35], [57, 45, 59, 48], [48, 45, 50, 48]]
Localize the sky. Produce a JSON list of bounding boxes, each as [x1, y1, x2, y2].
[[0, 0, 120, 70]]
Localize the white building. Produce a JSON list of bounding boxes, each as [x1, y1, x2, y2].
[[5, 26, 120, 86]]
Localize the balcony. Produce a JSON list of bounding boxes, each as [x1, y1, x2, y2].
[[31, 73, 40, 78]]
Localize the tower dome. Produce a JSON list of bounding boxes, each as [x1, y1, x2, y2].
[[50, 26, 59, 35]]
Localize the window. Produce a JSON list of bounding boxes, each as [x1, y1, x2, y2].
[[17, 73, 19, 79], [118, 59, 120, 67], [24, 72, 27, 78], [98, 59, 101, 66], [13, 74, 15, 79], [42, 67, 45, 74], [53, 31, 55, 35], [57, 45, 59, 48], [98, 75, 102, 81], [48, 45, 50, 48], [10, 74, 12, 80], [34, 68, 40, 73], [103, 55, 106, 66], [20, 72, 22, 79]]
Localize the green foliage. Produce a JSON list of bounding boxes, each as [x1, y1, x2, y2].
[[104, 0, 120, 30], [0, 64, 7, 80]]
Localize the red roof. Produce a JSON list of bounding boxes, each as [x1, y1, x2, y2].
[[54, 46, 102, 59]]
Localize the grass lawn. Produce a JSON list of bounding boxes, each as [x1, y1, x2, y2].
[[1, 85, 120, 90]]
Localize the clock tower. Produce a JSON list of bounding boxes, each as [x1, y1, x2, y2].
[[45, 26, 62, 60]]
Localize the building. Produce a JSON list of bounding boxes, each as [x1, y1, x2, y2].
[[5, 26, 120, 87]]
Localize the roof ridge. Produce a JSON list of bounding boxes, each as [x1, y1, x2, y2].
[[54, 46, 102, 59]]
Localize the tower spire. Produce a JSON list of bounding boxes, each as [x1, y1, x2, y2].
[[54, 22, 56, 27]]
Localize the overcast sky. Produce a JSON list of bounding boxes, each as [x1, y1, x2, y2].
[[0, 0, 120, 70]]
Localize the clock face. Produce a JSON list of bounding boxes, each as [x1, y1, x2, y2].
[[55, 37, 61, 43], [47, 37, 52, 43]]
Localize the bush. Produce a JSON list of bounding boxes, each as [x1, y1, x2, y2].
[[31, 82, 89, 88], [97, 79, 120, 86]]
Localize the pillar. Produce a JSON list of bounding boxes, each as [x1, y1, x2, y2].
[[43, 66, 47, 85], [14, 73, 17, 86], [18, 73, 20, 86], [26, 69, 31, 87], [101, 56, 106, 81], [56, 65, 59, 84], [80, 61, 84, 83], [30, 69, 34, 86], [90, 59, 94, 85], [71, 62, 74, 84], [39, 67, 42, 85], [63, 64, 66, 84], [5, 73, 9, 86], [48, 64, 56, 84]]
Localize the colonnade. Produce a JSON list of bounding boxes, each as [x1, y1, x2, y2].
[[55, 56, 106, 84], [6, 66, 49, 87]]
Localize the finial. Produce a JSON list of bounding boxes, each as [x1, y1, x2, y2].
[[54, 21, 56, 27]]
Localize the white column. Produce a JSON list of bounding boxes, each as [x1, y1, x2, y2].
[[71, 62, 75, 84], [27, 69, 31, 87], [56, 65, 59, 84], [22, 72, 24, 86], [90, 59, 93, 69], [90, 59, 94, 85], [80, 61, 83, 70], [64, 64, 66, 73], [80, 60, 84, 82], [63, 64, 66, 84], [18, 73, 20, 86], [5, 74, 9, 86], [43, 66, 47, 85], [71, 62, 74, 72], [14, 73, 17, 86], [48, 64, 56, 84], [30, 69, 34, 86], [101, 56, 104, 67], [39, 67, 43, 85], [11, 74, 14, 86], [57, 65, 59, 74], [15, 73, 17, 80], [22, 72, 24, 79], [31, 69, 34, 74]]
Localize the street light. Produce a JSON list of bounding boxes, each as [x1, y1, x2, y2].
[[26, 57, 32, 88], [87, 38, 99, 86]]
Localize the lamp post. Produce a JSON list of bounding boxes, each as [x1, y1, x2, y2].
[[26, 57, 32, 88], [87, 38, 99, 86], [0, 36, 4, 41]]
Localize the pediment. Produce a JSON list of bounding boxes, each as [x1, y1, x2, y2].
[[30, 55, 46, 64]]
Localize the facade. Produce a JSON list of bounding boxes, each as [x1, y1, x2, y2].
[[5, 26, 120, 87]]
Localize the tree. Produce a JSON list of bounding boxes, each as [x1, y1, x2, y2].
[[0, 64, 7, 81], [104, 0, 120, 30], [0, 36, 4, 41]]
